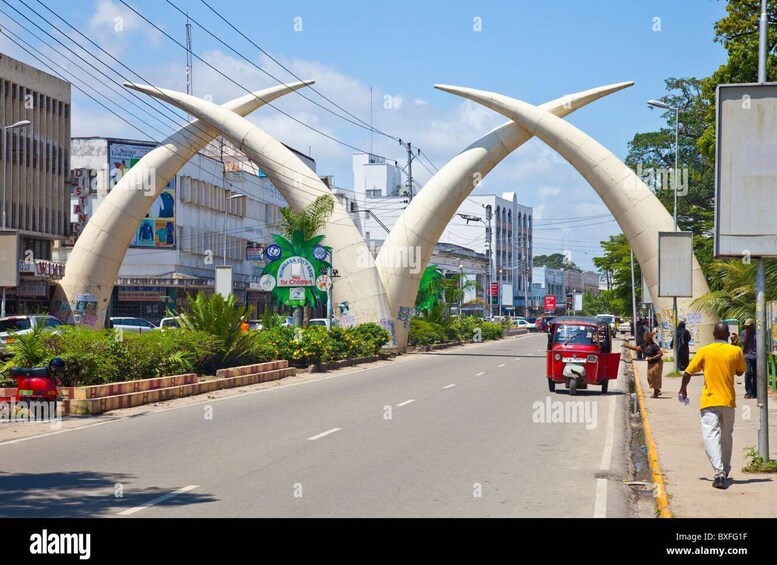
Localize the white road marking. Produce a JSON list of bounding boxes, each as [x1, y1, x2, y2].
[[593, 478, 608, 518], [0, 333, 547, 447], [118, 485, 198, 516], [475, 372, 485, 376], [307, 427, 342, 441], [600, 396, 616, 471], [498, 363, 505, 368], [514, 358, 522, 361], [537, 348, 543, 352], [396, 399, 415, 407], [442, 384, 456, 389]]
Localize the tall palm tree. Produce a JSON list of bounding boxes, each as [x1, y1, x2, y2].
[[276, 194, 334, 239], [272, 194, 335, 324], [692, 258, 777, 321]]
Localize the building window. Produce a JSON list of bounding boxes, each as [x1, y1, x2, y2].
[[366, 189, 381, 197]]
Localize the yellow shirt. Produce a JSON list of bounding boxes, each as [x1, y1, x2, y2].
[[685, 341, 746, 409]]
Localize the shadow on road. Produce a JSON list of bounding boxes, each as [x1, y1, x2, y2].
[[0, 471, 216, 518]]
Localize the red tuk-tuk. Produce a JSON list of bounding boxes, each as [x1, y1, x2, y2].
[[546, 316, 620, 395]]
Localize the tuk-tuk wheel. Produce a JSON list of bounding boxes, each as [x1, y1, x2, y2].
[[569, 379, 577, 396], [601, 380, 609, 394], [547, 379, 556, 392]]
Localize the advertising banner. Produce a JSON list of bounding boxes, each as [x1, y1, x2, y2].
[[108, 141, 176, 249], [117, 286, 166, 302]]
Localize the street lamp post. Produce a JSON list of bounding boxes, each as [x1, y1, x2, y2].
[[223, 192, 246, 266], [1, 120, 31, 318], [648, 98, 680, 370], [458, 211, 493, 319]]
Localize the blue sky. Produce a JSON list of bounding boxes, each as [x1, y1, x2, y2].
[[0, 0, 729, 269]]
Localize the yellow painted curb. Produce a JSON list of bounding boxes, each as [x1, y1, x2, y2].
[[632, 359, 672, 518]]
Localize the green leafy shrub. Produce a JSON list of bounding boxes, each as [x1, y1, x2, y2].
[[122, 330, 222, 379], [45, 327, 122, 386], [178, 292, 252, 366], [481, 322, 504, 341], [409, 318, 446, 346], [346, 323, 391, 356]]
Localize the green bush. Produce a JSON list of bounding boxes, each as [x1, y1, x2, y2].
[[481, 322, 504, 341], [346, 323, 391, 356], [122, 330, 222, 380], [448, 316, 482, 342], [408, 318, 446, 346], [45, 327, 123, 386]]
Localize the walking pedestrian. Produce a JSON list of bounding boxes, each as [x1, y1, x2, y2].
[[676, 320, 691, 372], [625, 331, 664, 397], [679, 322, 746, 489], [741, 319, 757, 399]]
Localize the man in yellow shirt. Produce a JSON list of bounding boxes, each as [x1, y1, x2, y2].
[[679, 322, 746, 489]]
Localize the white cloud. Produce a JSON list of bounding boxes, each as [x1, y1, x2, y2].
[[87, 0, 161, 57]]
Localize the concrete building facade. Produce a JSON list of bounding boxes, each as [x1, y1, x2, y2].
[[0, 54, 71, 315], [61, 137, 294, 323]]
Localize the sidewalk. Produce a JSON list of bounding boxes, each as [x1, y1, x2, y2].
[[634, 358, 776, 517]]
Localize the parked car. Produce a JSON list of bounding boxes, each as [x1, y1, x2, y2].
[[247, 319, 264, 330], [513, 318, 532, 331], [108, 317, 158, 333], [618, 319, 631, 335], [307, 318, 340, 329], [159, 317, 181, 331], [0, 315, 64, 357]]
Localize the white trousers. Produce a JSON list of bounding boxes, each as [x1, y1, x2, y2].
[[700, 407, 736, 479]]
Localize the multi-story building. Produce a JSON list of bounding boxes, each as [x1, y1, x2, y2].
[[61, 136, 305, 323], [334, 153, 534, 316], [0, 54, 71, 315]]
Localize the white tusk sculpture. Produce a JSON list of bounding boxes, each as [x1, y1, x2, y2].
[[377, 82, 633, 348], [434, 84, 713, 345], [54, 81, 315, 328], [124, 83, 396, 339]]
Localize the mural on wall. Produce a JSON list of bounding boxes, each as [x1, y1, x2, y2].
[[108, 141, 176, 249], [260, 230, 331, 308]]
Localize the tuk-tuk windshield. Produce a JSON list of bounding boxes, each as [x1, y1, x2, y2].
[[553, 324, 599, 346]]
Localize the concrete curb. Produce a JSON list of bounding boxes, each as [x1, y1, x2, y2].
[[632, 358, 672, 518]]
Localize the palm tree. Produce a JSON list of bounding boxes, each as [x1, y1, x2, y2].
[[692, 258, 777, 321], [416, 265, 480, 316], [272, 194, 335, 325], [276, 194, 334, 239]]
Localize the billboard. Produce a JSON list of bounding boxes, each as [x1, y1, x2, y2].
[[500, 283, 513, 307], [0, 231, 19, 287], [544, 295, 556, 312], [715, 83, 777, 257], [658, 231, 693, 298], [641, 274, 652, 305], [108, 141, 176, 249]]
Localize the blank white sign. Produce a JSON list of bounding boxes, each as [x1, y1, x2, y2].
[[658, 232, 693, 298], [0, 231, 19, 287], [716, 83, 777, 257]]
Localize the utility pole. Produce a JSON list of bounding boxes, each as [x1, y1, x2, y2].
[[486, 204, 493, 319], [756, 0, 770, 461], [185, 16, 193, 121], [398, 139, 420, 201]]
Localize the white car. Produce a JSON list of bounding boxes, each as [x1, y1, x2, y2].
[[0, 315, 64, 357], [307, 318, 339, 329], [109, 317, 158, 333], [513, 318, 531, 330], [596, 314, 617, 337], [159, 317, 181, 331]]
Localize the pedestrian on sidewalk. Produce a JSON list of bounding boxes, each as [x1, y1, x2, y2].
[[676, 320, 691, 372], [741, 319, 757, 399], [679, 322, 746, 489], [635, 318, 646, 360], [625, 332, 664, 397]]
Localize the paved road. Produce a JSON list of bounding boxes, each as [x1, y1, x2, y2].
[[0, 334, 635, 517]]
